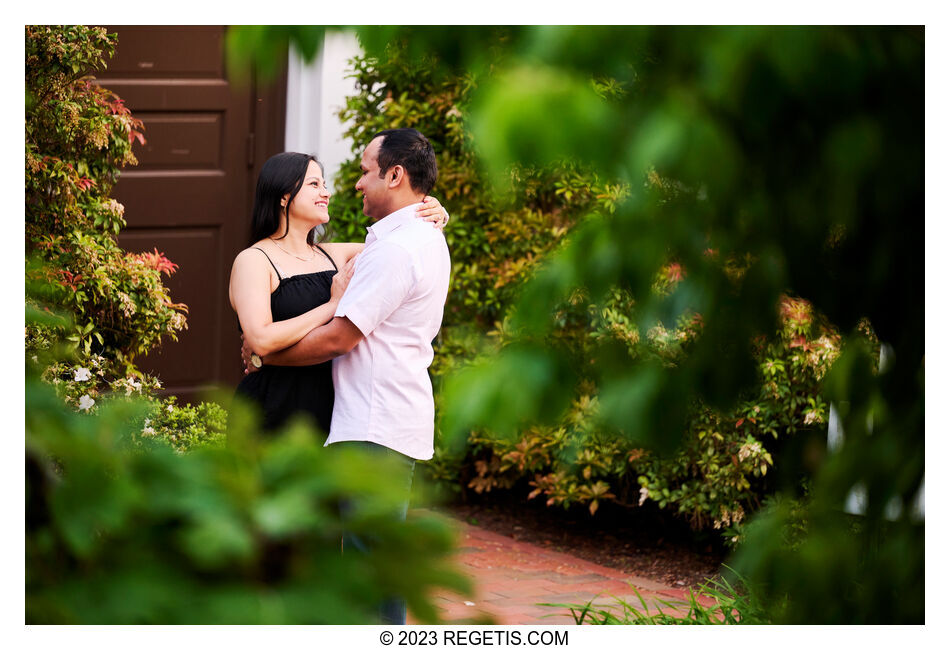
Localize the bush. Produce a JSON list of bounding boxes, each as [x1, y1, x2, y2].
[[25, 25, 211, 444], [429, 293, 839, 542], [25, 25, 187, 374], [25, 369, 469, 623], [34, 349, 227, 453]]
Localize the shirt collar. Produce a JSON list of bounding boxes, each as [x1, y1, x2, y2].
[[366, 202, 422, 242]]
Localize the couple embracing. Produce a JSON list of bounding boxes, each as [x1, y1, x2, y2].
[[228, 128, 451, 624]]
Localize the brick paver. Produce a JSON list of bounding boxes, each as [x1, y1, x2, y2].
[[410, 516, 717, 625]]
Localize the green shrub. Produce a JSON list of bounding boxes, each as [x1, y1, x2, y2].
[[25, 25, 215, 445], [25, 370, 469, 623], [429, 293, 838, 542], [25, 25, 186, 374], [136, 397, 228, 452]]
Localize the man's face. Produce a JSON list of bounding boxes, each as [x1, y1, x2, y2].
[[355, 136, 388, 220]]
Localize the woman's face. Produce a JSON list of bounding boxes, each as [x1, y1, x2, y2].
[[286, 160, 330, 225]]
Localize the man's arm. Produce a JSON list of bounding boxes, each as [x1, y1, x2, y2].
[[243, 315, 364, 369]]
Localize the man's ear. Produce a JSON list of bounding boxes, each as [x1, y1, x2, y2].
[[388, 165, 405, 187]]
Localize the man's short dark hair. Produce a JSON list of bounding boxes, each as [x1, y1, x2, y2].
[[373, 128, 438, 195]]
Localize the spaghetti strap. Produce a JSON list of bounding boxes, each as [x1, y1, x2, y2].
[[314, 244, 338, 271], [252, 247, 283, 279]]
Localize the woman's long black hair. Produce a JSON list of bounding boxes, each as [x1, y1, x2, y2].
[[248, 152, 325, 246]]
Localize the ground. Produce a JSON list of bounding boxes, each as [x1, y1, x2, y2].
[[440, 494, 727, 589]]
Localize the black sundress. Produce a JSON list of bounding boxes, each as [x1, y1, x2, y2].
[[235, 246, 337, 435]]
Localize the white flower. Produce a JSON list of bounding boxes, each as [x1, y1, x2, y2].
[[142, 426, 156, 436], [107, 198, 124, 217], [124, 378, 142, 396], [638, 486, 650, 507], [78, 394, 95, 411], [31, 355, 38, 363], [732, 506, 746, 525], [74, 368, 92, 382], [144, 418, 151, 427], [167, 404, 174, 412], [738, 441, 763, 462], [119, 292, 136, 318]]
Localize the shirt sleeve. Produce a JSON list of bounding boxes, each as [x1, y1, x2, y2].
[[334, 240, 415, 337]]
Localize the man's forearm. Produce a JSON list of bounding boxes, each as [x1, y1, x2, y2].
[[263, 317, 361, 367]]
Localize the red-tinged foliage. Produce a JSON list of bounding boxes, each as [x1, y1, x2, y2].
[[136, 248, 180, 276], [26, 25, 186, 371], [57, 269, 83, 290], [665, 262, 685, 282]]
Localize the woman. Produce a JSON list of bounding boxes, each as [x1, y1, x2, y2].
[[229, 152, 447, 433]]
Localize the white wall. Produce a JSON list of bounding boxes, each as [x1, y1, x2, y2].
[[284, 31, 363, 190]]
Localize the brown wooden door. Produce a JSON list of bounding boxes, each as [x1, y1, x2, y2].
[[96, 25, 286, 401]]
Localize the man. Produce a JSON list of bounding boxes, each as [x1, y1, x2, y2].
[[243, 128, 450, 624]]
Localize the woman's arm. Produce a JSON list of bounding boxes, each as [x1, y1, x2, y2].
[[322, 242, 364, 268], [228, 249, 352, 357]]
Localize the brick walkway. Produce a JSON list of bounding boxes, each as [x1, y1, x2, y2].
[[411, 517, 717, 625]]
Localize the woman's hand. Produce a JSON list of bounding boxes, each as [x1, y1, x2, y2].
[[416, 195, 450, 230], [330, 256, 357, 302]]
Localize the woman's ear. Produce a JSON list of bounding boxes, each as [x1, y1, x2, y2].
[[280, 193, 289, 208]]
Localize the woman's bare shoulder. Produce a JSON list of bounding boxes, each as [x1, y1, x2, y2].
[[232, 243, 274, 268]]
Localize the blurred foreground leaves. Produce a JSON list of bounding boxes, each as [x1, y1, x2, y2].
[[26, 368, 469, 624]]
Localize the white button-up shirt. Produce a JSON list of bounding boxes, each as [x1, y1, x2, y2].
[[326, 203, 451, 460]]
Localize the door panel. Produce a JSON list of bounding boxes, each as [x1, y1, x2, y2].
[[95, 25, 285, 400], [132, 112, 224, 169], [100, 26, 225, 78], [118, 228, 224, 387]]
